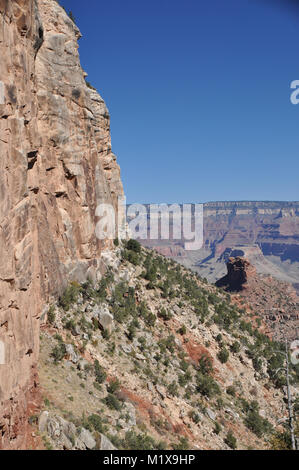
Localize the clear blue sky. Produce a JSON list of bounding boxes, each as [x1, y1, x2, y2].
[[61, 0, 299, 203]]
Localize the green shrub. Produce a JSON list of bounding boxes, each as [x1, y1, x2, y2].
[[270, 430, 292, 450], [217, 347, 229, 364], [196, 373, 220, 398], [216, 334, 222, 343], [64, 319, 76, 331], [122, 431, 159, 450], [231, 341, 240, 353], [239, 320, 253, 335], [177, 325, 187, 335], [143, 310, 156, 327], [179, 358, 189, 372], [172, 437, 190, 450], [158, 308, 172, 321], [104, 393, 122, 411], [190, 411, 201, 424], [198, 354, 213, 374], [51, 339, 66, 364], [238, 399, 259, 414], [178, 370, 192, 387], [94, 360, 107, 384], [87, 414, 104, 433], [167, 381, 179, 396], [28, 414, 39, 425], [47, 306, 56, 325], [126, 239, 141, 253], [216, 397, 224, 410], [224, 431, 237, 449], [93, 382, 102, 392], [146, 281, 156, 290], [111, 282, 136, 323], [252, 357, 262, 372], [127, 320, 137, 340], [226, 385, 236, 397], [107, 378, 120, 394], [158, 335, 175, 353], [123, 249, 140, 266], [44, 398, 50, 407], [213, 421, 222, 435], [144, 266, 157, 283], [244, 410, 272, 437], [59, 282, 81, 311], [99, 328, 109, 340]]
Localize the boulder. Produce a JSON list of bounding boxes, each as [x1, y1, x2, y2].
[[38, 411, 49, 433], [125, 403, 136, 428], [65, 344, 79, 364], [135, 353, 146, 361], [224, 408, 239, 420], [77, 359, 90, 371], [121, 344, 132, 354], [94, 305, 114, 333], [156, 385, 166, 399], [206, 408, 216, 421], [100, 434, 116, 450], [78, 428, 96, 450]]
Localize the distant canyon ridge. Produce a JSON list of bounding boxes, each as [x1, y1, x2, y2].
[[138, 201, 299, 293]]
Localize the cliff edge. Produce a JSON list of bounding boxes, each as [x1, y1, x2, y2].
[[0, 0, 123, 448]]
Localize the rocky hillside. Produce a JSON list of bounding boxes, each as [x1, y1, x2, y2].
[[216, 257, 299, 342], [142, 201, 299, 289], [30, 242, 298, 450], [0, 0, 123, 449]]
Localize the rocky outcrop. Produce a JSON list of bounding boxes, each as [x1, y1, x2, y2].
[[38, 411, 116, 450], [215, 257, 256, 292], [0, 0, 123, 449], [216, 257, 299, 341]]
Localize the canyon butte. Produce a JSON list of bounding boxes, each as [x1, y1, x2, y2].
[[0, 0, 298, 451]]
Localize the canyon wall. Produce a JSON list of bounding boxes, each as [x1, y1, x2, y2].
[[141, 201, 299, 286], [0, 0, 123, 448]]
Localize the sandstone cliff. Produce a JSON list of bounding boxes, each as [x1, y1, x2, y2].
[[0, 0, 123, 449]]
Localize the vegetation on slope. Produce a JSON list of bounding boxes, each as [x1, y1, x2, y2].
[[36, 241, 298, 450]]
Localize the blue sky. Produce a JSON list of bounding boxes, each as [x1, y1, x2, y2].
[[61, 0, 299, 203]]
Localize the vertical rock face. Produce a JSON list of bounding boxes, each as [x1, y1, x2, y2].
[[215, 257, 256, 292], [0, 0, 123, 448]]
